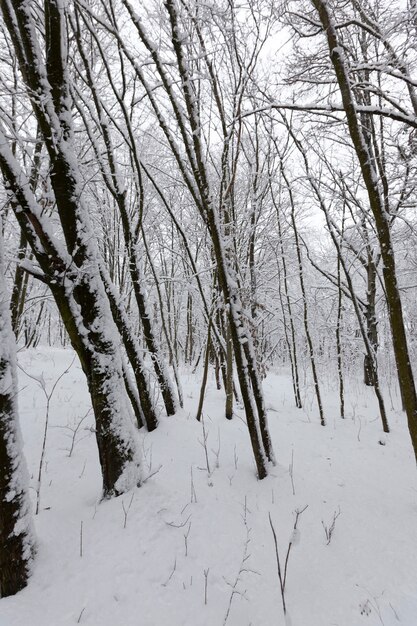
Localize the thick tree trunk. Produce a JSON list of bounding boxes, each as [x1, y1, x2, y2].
[[48, 281, 141, 498], [0, 231, 35, 597]]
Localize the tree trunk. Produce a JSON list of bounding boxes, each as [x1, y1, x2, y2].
[[0, 229, 35, 597], [100, 267, 158, 432], [225, 320, 234, 420], [364, 258, 378, 386]]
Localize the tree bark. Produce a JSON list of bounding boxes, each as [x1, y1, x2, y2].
[[0, 229, 35, 597]]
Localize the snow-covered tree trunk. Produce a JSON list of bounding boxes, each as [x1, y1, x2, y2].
[[0, 0, 140, 497], [69, 18, 177, 418], [0, 227, 35, 597]]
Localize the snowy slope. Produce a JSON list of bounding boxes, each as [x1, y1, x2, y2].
[[1, 348, 417, 626]]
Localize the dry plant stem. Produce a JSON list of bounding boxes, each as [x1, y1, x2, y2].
[[165, 514, 191, 529], [141, 465, 163, 485], [203, 568, 209, 605], [162, 558, 177, 587], [184, 521, 191, 556], [268, 505, 308, 617], [190, 466, 197, 503], [289, 449, 295, 496], [234, 445, 238, 470], [211, 427, 221, 468], [80, 521, 83, 558], [268, 513, 286, 616], [223, 502, 256, 625], [200, 413, 211, 476], [322, 508, 341, 545], [67, 409, 92, 457], [122, 492, 134, 529]]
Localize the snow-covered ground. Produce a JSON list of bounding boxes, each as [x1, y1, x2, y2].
[[1, 347, 417, 626]]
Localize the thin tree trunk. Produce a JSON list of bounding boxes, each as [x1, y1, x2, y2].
[[284, 120, 390, 435], [122, 359, 144, 429], [364, 258, 378, 387], [282, 164, 325, 426], [196, 318, 212, 423], [272, 184, 302, 408], [336, 225, 345, 419], [225, 320, 234, 420], [100, 267, 158, 431]]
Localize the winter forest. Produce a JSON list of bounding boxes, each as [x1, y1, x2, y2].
[[1, 0, 417, 624]]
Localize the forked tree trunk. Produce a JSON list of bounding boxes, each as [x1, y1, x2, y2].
[[0, 0, 140, 497]]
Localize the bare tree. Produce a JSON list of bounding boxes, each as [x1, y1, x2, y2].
[[310, 0, 416, 455], [80, 0, 276, 477]]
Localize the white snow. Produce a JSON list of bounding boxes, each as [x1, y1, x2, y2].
[[1, 348, 417, 625]]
